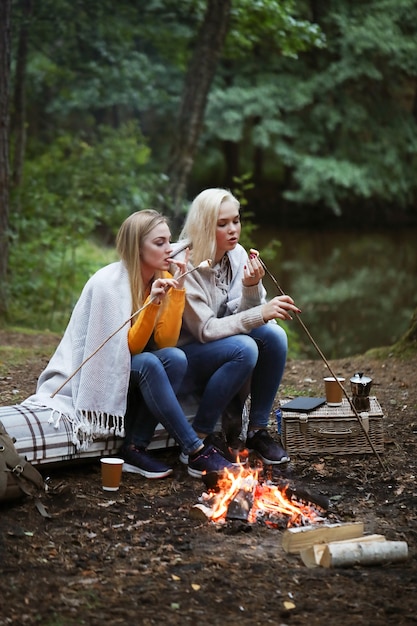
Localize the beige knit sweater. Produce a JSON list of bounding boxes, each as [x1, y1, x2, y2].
[[175, 243, 270, 345]]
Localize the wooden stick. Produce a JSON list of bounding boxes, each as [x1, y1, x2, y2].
[[50, 261, 210, 398], [260, 259, 387, 471]]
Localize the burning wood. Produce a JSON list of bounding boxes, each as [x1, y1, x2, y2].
[[192, 465, 327, 528], [226, 473, 256, 522]]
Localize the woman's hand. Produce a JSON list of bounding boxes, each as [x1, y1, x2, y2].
[[150, 278, 179, 304], [242, 250, 265, 287], [261, 295, 302, 322], [169, 247, 190, 289]]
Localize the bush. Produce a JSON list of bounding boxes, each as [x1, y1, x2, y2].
[[9, 122, 165, 329]]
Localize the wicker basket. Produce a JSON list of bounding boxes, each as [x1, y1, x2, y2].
[[281, 396, 384, 455]]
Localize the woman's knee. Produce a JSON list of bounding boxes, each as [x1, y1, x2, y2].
[[251, 323, 288, 353], [161, 347, 188, 377], [229, 335, 259, 366], [131, 351, 162, 376], [131, 349, 188, 385], [161, 347, 188, 366]]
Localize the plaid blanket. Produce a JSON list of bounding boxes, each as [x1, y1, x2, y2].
[[0, 394, 200, 467]]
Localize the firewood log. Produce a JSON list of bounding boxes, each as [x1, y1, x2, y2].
[[300, 534, 386, 568], [321, 539, 408, 568], [281, 521, 364, 554]]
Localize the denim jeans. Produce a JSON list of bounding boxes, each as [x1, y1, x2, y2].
[[247, 324, 288, 428], [179, 323, 288, 435], [124, 347, 202, 454]]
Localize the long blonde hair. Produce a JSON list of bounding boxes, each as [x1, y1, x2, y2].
[[179, 188, 240, 266], [116, 210, 168, 316]]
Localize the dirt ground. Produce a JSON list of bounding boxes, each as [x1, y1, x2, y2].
[[0, 330, 416, 626]]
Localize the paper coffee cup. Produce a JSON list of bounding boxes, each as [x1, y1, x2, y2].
[[100, 457, 124, 491], [324, 377, 345, 406]]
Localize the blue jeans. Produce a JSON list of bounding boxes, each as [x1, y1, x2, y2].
[[179, 324, 288, 435], [247, 324, 288, 427], [124, 348, 202, 454]]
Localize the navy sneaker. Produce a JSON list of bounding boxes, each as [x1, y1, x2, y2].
[[121, 445, 173, 479], [246, 429, 290, 464], [180, 433, 245, 466], [187, 444, 235, 478]]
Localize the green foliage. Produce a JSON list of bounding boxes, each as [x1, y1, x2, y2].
[[202, 0, 417, 217], [283, 158, 372, 215], [6, 0, 417, 344], [14, 0, 194, 156], [8, 238, 117, 331], [11, 0, 417, 223], [231, 172, 254, 208], [8, 122, 164, 329], [226, 0, 325, 59], [16, 121, 162, 232]]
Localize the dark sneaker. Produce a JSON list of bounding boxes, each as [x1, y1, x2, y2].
[[187, 444, 235, 478], [180, 433, 245, 466], [246, 429, 290, 465], [121, 445, 173, 479], [179, 450, 189, 465]]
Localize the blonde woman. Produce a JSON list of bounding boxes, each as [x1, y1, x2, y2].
[[176, 189, 301, 465]]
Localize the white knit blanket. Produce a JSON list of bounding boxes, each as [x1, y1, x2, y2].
[[23, 261, 132, 449]]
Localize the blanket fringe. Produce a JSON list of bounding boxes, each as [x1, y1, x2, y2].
[[73, 410, 125, 450], [23, 402, 125, 451]]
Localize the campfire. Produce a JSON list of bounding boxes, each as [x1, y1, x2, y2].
[[193, 463, 328, 528]]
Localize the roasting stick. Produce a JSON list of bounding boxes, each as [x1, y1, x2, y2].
[[258, 257, 387, 471], [50, 260, 211, 398]]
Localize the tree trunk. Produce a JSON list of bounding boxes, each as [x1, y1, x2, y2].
[[165, 0, 232, 224], [0, 0, 11, 318], [394, 308, 417, 351], [11, 0, 33, 190]]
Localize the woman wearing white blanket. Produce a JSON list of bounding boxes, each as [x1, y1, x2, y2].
[[176, 189, 301, 466], [23, 210, 233, 479]]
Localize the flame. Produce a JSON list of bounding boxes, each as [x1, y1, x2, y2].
[[198, 463, 324, 527], [207, 465, 259, 522]]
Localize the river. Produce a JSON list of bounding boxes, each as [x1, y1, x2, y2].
[[254, 227, 417, 359]]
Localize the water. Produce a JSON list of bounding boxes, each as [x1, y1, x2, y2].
[[254, 228, 417, 359]]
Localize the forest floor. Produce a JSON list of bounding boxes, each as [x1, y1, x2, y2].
[[0, 329, 416, 626]]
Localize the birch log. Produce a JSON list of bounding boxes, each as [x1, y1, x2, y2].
[[321, 540, 408, 568], [300, 534, 386, 568]]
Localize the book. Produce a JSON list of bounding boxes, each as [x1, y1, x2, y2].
[[281, 397, 326, 413]]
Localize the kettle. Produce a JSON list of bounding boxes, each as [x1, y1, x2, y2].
[[350, 372, 372, 411], [350, 372, 372, 396]]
